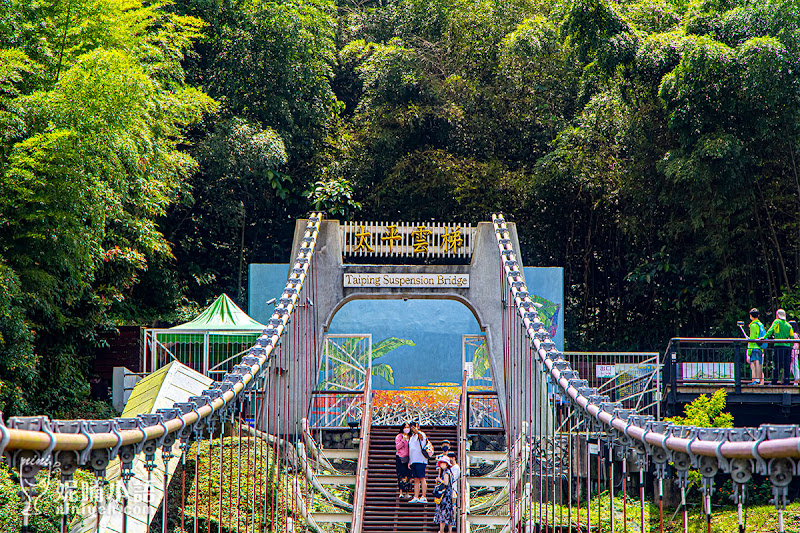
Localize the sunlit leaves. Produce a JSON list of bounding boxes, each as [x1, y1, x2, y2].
[[0, 49, 32, 97], [187, 0, 339, 154], [201, 118, 287, 180], [356, 39, 424, 110], [737, 36, 798, 135], [659, 36, 736, 148], [618, 0, 682, 34], [633, 32, 690, 88], [561, 0, 637, 71], [0, 0, 212, 416], [0, 262, 36, 415], [666, 388, 733, 428], [305, 176, 361, 216]]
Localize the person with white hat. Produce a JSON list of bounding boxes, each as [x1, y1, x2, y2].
[[763, 309, 795, 385], [432, 456, 456, 532]]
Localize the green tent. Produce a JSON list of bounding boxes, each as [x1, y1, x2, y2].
[[147, 294, 265, 374], [171, 293, 265, 331], [158, 294, 264, 343]]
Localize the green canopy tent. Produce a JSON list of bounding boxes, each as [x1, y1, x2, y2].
[[143, 294, 265, 376]]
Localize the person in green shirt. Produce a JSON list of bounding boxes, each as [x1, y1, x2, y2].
[[763, 308, 795, 385], [746, 308, 765, 385]]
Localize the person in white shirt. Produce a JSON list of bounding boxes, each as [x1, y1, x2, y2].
[[408, 421, 430, 503]]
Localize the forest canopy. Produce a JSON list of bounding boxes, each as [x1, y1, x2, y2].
[[1, 0, 800, 416]]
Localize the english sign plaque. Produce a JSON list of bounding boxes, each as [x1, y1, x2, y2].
[[343, 272, 470, 288]]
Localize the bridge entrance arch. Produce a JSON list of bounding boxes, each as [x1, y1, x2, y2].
[[277, 219, 544, 435]]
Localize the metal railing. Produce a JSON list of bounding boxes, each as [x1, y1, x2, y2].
[[457, 370, 468, 533], [565, 351, 660, 419], [467, 391, 503, 430], [308, 390, 364, 429], [350, 375, 373, 533]]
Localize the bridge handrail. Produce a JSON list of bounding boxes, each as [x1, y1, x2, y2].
[[491, 213, 800, 466], [0, 213, 324, 457], [350, 371, 373, 533], [457, 369, 468, 533]]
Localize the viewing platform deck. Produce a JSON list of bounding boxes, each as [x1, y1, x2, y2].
[[663, 337, 800, 422]]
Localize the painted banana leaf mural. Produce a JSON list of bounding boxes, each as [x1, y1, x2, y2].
[[472, 342, 492, 379], [530, 294, 561, 339], [371, 337, 415, 385], [318, 336, 413, 390]]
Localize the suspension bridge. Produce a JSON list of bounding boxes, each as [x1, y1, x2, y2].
[[4, 214, 800, 533]]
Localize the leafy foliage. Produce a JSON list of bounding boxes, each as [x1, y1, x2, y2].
[[0, 0, 212, 415], [666, 388, 734, 428], [0, 464, 95, 532], [665, 388, 732, 489]]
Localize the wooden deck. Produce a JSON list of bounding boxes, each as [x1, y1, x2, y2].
[[677, 383, 798, 394]]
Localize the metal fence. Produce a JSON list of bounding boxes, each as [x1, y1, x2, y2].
[[309, 391, 365, 429], [142, 328, 262, 376], [563, 352, 661, 419], [310, 334, 371, 429], [468, 391, 503, 429]]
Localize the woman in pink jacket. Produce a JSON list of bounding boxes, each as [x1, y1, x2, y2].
[[395, 422, 412, 499]]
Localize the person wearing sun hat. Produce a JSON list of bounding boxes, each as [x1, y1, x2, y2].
[[763, 309, 795, 385], [433, 456, 456, 532]]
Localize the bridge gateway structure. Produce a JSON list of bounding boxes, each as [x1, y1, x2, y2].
[[2, 213, 800, 533]]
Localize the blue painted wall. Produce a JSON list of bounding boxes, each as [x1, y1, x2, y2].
[[249, 264, 564, 390], [523, 266, 565, 350]]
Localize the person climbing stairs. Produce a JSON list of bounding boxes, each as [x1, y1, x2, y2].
[[362, 425, 459, 532]]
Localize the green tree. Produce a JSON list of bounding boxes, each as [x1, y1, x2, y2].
[[0, 0, 213, 416], [154, 0, 344, 308]]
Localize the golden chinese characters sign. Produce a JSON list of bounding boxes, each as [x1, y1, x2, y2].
[[344, 273, 470, 288], [342, 222, 475, 258]]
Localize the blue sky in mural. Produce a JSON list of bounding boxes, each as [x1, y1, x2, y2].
[[328, 299, 481, 390], [249, 264, 564, 390]]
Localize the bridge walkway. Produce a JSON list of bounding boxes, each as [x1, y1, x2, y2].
[[362, 426, 457, 532]]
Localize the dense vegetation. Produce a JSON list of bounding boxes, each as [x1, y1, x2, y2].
[[1, 0, 800, 416]]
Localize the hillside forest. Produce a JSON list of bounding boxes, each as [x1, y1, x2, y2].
[[1, 0, 800, 417]]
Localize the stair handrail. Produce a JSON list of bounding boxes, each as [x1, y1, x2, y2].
[[350, 374, 373, 532], [458, 369, 468, 533]]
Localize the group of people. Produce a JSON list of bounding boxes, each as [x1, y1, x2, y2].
[[394, 421, 461, 533], [746, 308, 800, 385]]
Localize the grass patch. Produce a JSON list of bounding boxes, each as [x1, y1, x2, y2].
[[523, 493, 800, 532]]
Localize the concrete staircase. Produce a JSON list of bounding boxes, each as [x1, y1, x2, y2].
[[362, 426, 457, 533]]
